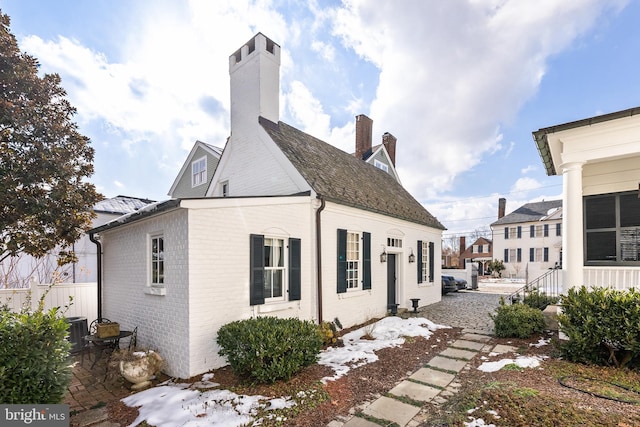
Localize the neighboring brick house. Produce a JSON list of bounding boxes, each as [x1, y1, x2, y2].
[[90, 33, 445, 379], [459, 237, 492, 275], [490, 198, 562, 280]]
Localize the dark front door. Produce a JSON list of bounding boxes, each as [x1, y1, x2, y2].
[[387, 253, 397, 306]]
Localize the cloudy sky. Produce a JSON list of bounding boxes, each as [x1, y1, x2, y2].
[[3, 0, 639, 242]]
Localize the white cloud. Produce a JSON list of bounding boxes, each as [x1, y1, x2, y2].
[[521, 165, 537, 174], [510, 177, 542, 194], [329, 0, 626, 200]]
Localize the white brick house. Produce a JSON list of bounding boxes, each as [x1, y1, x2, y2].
[[533, 107, 640, 290], [91, 33, 445, 379]]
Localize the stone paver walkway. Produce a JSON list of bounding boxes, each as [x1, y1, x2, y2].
[[328, 290, 504, 427], [330, 328, 492, 427]]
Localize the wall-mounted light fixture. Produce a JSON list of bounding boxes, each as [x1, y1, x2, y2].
[[408, 248, 416, 263], [380, 246, 387, 263]]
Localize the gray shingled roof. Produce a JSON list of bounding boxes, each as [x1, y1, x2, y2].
[[491, 200, 562, 226], [260, 118, 445, 229], [94, 195, 156, 215]]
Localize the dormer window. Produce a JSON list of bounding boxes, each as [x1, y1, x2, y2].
[[374, 159, 389, 172], [192, 157, 207, 187]]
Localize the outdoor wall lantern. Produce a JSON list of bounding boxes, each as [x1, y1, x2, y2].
[[408, 248, 416, 263], [380, 246, 387, 263]]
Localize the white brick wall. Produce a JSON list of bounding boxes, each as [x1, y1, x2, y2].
[[319, 203, 442, 328], [101, 196, 443, 378]]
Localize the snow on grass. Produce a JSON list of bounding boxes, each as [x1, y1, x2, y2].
[[318, 316, 450, 382], [122, 381, 295, 427], [122, 316, 449, 426], [477, 355, 544, 372]]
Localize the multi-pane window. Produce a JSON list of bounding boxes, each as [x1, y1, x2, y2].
[[346, 232, 360, 289], [387, 237, 402, 248], [510, 227, 517, 239], [421, 241, 429, 282], [151, 235, 164, 285], [374, 159, 389, 172], [263, 238, 285, 300], [535, 225, 543, 237], [192, 157, 207, 187], [585, 191, 640, 264]]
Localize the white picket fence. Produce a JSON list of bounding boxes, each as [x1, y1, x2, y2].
[[0, 280, 97, 321]]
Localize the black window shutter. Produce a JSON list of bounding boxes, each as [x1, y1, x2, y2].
[[530, 247, 534, 262], [530, 225, 535, 238], [337, 229, 347, 293], [517, 248, 522, 262], [250, 234, 265, 306], [544, 224, 549, 237], [517, 226, 522, 238], [428, 242, 435, 282], [362, 232, 371, 290], [544, 247, 549, 262], [504, 227, 509, 239], [504, 248, 509, 262], [288, 238, 301, 301], [556, 223, 561, 236], [416, 240, 423, 284]]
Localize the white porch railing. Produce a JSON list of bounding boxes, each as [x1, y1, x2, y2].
[[583, 267, 640, 290], [0, 280, 97, 321]]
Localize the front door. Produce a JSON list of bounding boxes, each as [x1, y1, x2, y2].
[[387, 254, 397, 307]]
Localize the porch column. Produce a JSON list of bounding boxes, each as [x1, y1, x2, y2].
[[561, 161, 584, 290]]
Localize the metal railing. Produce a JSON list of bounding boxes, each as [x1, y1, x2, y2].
[[508, 267, 562, 304]]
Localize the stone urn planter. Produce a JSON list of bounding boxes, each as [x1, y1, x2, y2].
[[119, 350, 163, 390]]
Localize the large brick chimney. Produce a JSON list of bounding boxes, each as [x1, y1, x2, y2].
[[355, 114, 373, 160], [382, 132, 397, 166], [459, 236, 466, 255], [498, 198, 506, 219]]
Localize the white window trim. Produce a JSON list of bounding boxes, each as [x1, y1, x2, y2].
[[192, 156, 207, 187], [346, 231, 361, 291], [374, 159, 389, 172], [263, 237, 287, 303], [147, 233, 166, 295], [421, 241, 430, 284]]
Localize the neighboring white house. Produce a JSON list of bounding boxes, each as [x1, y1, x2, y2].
[[90, 33, 445, 379], [490, 199, 562, 281], [533, 106, 640, 290], [0, 195, 153, 287]]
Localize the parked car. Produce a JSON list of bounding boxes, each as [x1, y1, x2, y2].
[[441, 276, 457, 295], [442, 275, 458, 293], [454, 277, 468, 291]]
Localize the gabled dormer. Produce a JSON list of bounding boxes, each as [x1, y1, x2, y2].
[[353, 114, 401, 183], [168, 140, 223, 198]]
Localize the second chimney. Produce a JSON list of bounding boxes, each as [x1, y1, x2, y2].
[[382, 132, 397, 166], [498, 198, 506, 219], [459, 236, 466, 256], [355, 114, 373, 160]]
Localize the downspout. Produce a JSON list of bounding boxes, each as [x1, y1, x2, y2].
[[89, 232, 102, 320], [315, 195, 326, 323]]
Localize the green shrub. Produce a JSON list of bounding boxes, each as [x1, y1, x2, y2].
[[318, 317, 342, 347], [522, 290, 559, 311], [558, 286, 640, 368], [490, 298, 545, 338], [217, 316, 322, 383], [0, 306, 72, 403]]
